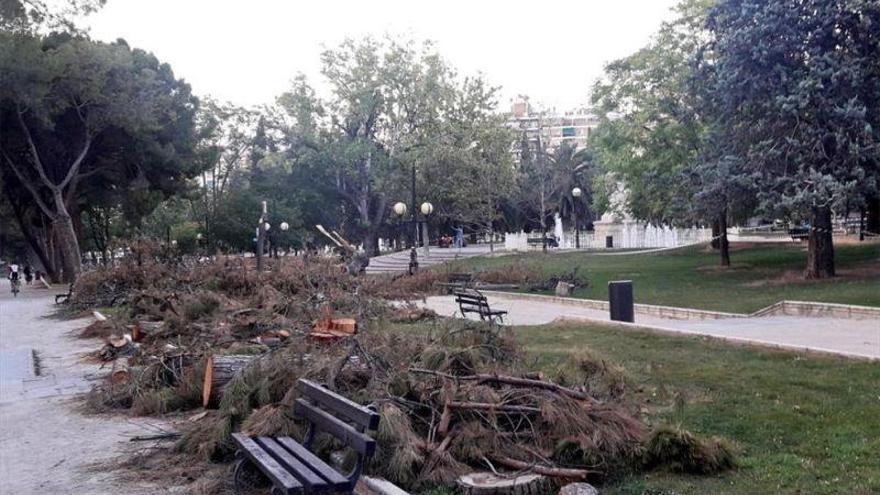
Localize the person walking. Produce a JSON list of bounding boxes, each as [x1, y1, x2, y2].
[[454, 226, 464, 249], [24, 264, 33, 285]]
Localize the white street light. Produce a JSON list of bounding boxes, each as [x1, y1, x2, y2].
[[393, 202, 407, 216], [264, 222, 271, 231], [571, 187, 582, 249], [280, 221, 290, 231], [171, 239, 178, 247], [196, 233, 203, 240], [420, 202, 434, 216]]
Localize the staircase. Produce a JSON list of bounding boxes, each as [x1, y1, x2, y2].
[[365, 245, 496, 274]]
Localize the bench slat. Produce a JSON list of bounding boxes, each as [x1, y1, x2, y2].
[[232, 433, 303, 495], [257, 437, 328, 491], [294, 399, 376, 456], [297, 379, 379, 430], [277, 437, 350, 487]]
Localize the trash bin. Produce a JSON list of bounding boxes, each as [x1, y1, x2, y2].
[[608, 280, 634, 322]]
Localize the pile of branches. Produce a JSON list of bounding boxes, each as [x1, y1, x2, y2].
[[72, 254, 734, 493]]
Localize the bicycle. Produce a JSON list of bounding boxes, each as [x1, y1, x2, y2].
[[10, 277, 21, 297]]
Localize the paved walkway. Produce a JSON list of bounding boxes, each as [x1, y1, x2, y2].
[[366, 244, 498, 274], [0, 285, 171, 494], [420, 294, 880, 360]]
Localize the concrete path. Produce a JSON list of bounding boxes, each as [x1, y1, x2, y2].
[[0, 284, 175, 494], [420, 293, 880, 360], [366, 244, 498, 274]]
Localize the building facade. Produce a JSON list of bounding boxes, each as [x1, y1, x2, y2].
[[505, 97, 599, 151]]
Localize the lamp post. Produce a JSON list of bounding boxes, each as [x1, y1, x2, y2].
[[279, 221, 289, 256], [572, 187, 583, 249], [256, 201, 268, 270], [392, 202, 407, 250], [420, 202, 433, 255]]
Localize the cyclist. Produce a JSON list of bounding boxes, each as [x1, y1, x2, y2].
[[8, 261, 21, 296]]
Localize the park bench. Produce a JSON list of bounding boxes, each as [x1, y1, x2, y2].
[[527, 237, 558, 248], [436, 272, 474, 293], [453, 288, 508, 324], [55, 283, 74, 304], [231, 379, 380, 495], [788, 227, 810, 241]]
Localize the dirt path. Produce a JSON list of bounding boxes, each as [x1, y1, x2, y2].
[[0, 285, 179, 494]]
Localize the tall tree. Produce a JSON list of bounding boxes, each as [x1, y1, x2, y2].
[[702, 0, 880, 278], [0, 33, 200, 280], [278, 37, 511, 255]]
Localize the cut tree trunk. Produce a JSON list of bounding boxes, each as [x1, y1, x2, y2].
[[202, 354, 258, 408], [805, 206, 835, 279], [457, 472, 549, 495], [131, 320, 163, 342], [110, 357, 131, 384]]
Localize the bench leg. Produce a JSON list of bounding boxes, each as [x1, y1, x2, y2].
[[233, 455, 271, 494]]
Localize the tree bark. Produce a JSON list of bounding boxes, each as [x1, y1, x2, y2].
[[202, 354, 258, 408], [718, 211, 730, 267], [52, 192, 83, 283], [805, 206, 835, 279], [711, 219, 721, 249], [867, 196, 880, 236]]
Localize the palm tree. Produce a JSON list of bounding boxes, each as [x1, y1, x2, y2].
[[548, 143, 595, 231]]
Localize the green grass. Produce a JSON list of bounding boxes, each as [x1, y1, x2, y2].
[[458, 243, 880, 313], [515, 323, 880, 495]]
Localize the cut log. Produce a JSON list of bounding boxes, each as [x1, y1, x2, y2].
[[93, 310, 108, 322], [457, 472, 549, 495], [491, 457, 597, 480], [131, 320, 162, 342], [110, 357, 131, 384], [202, 354, 258, 408]]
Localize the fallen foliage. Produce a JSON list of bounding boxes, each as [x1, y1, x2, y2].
[[71, 252, 735, 492]]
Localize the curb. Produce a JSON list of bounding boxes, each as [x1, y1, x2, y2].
[[552, 315, 880, 362], [481, 291, 880, 321], [360, 476, 410, 495]]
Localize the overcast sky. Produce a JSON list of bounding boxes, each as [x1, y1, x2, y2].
[[83, 0, 680, 112]]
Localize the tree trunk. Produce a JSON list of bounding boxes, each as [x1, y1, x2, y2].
[[718, 212, 730, 267], [805, 206, 835, 279], [51, 190, 82, 282], [867, 196, 880, 236], [202, 354, 258, 408], [711, 219, 721, 249]]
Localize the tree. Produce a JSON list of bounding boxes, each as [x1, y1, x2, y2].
[[278, 37, 512, 255], [0, 33, 200, 280], [702, 0, 880, 278], [1, 0, 105, 33], [590, 0, 755, 266]]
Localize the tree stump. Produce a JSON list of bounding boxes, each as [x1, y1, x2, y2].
[[202, 354, 258, 408], [131, 320, 163, 342], [457, 472, 549, 495], [110, 357, 131, 384]]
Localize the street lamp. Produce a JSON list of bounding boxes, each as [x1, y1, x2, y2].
[[280, 222, 289, 231], [393, 202, 408, 217], [572, 187, 583, 249], [420, 202, 433, 254]]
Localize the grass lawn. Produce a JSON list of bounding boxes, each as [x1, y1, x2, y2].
[[514, 322, 880, 495], [457, 242, 880, 313]]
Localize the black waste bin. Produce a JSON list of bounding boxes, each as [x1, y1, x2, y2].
[[608, 280, 634, 322]]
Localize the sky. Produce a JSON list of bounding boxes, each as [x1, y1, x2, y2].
[[83, 0, 680, 112]]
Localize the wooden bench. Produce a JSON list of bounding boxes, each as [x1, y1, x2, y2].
[[231, 379, 380, 495], [453, 289, 508, 324], [527, 237, 558, 248], [55, 283, 74, 304], [436, 272, 474, 294]]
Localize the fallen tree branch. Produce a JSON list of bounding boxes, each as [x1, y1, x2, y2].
[[408, 368, 598, 404], [491, 456, 599, 480], [448, 401, 541, 414]]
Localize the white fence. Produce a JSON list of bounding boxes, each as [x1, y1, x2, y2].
[[504, 225, 714, 251]]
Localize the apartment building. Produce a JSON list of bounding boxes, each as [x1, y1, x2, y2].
[[505, 98, 599, 151]]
